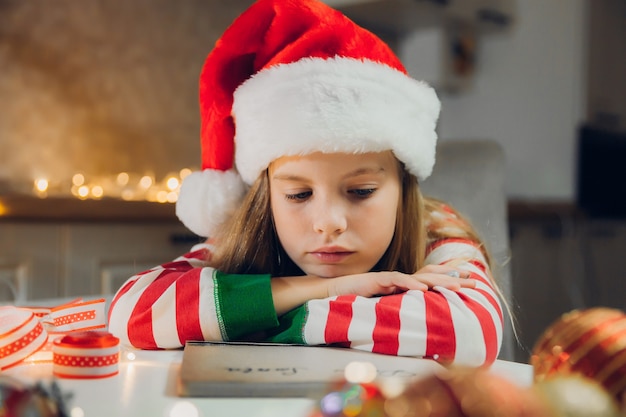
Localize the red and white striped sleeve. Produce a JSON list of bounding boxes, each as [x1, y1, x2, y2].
[[298, 238, 503, 366], [108, 243, 280, 349], [107, 244, 223, 349]]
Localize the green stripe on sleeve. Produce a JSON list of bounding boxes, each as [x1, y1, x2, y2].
[[214, 271, 278, 340], [264, 304, 308, 345]]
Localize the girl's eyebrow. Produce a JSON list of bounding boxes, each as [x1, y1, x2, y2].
[[342, 166, 385, 179], [272, 167, 385, 182], [271, 173, 310, 182]]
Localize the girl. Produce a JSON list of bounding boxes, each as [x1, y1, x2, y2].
[[108, 0, 504, 366]]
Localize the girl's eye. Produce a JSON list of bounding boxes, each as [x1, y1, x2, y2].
[[349, 188, 376, 198], [285, 191, 312, 201]]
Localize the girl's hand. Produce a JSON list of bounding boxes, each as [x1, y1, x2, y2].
[[328, 265, 474, 298], [271, 265, 475, 315], [410, 264, 475, 292], [328, 271, 427, 298]]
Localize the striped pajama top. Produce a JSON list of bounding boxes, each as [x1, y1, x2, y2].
[[108, 233, 503, 366]]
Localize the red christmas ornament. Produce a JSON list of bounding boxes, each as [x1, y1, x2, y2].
[[531, 307, 626, 400]]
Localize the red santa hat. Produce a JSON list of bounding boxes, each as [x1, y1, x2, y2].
[[177, 0, 441, 237]]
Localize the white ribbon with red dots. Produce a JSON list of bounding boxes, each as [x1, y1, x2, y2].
[[52, 331, 120, 379], [0, 298, 108, 371]]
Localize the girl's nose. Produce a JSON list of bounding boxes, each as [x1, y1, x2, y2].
[[312, 201, 347, 235]]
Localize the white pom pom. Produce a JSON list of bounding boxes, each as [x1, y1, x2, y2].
[[175, 169, 247, 237]]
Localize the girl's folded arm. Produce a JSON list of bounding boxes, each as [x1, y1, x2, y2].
[[108, 245, 278, 349], [266, 239, 503, 366]]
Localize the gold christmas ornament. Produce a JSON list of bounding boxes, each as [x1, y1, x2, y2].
[[530, 307, 626, 400]]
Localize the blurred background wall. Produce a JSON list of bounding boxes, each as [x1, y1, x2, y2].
[[2, 0, 623, 203]]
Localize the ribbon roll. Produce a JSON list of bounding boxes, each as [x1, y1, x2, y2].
[[0, 298, 108, 371], [0, 306, 48, 371], [52, 331, 120, 379]]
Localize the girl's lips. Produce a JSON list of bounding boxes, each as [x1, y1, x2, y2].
[[310, 251, 354, 263]]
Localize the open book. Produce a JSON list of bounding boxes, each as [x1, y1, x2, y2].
[[178, 341, 443, 398]]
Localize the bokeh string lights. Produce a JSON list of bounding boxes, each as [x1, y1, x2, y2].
[[30, 168, 194, 203]]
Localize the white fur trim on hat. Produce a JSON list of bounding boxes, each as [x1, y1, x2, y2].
[[232, 57, 441, 184], [176, 169, 247, 237]]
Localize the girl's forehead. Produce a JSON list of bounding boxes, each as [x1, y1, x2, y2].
[[269, 151, 398, 172]]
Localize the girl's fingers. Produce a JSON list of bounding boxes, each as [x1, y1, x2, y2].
[[405, 282, 429, 292], [417, 264, 471, 279], [411, 272, 476, 290], [391, 275, 428, 291], [364, 269, 475, 296], [444, 275, 475, 288]]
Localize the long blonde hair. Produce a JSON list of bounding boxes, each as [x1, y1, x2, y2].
[[211, 160, 492, 277], [210, 160, 516, 349]]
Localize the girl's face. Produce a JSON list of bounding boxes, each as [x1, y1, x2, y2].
[[269, 151, 401, 278]]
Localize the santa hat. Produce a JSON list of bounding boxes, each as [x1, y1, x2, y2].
[[177, 0, 441, 237]]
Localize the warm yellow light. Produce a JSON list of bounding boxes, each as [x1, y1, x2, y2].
[[72, 173, 85, 186], [117, 172, 130, 186], [344, 361, 377, 384], [77, 185, 89, 198], [91, 185, 104, 198], [34, 178, 49, 192], [0, 201, 7, 216], [166, 191, 178, 203], [139, 175, 153, 189], [166, 177, 179, 191], [378, 377, 406, 399], [156, 190, 168, 203], [121, 189, 134, 201], [179, 168, 192, 180]]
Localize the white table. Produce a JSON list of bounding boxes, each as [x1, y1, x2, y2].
[[5, 348, 534, 417]]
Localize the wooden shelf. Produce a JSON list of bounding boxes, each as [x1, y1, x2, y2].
[[0, 194, 177, 223]]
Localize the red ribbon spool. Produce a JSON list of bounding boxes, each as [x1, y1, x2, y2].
[[52, 330, 120, 379]]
